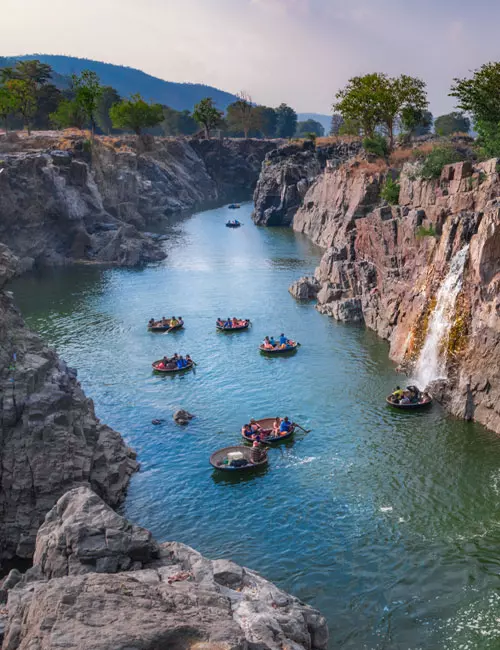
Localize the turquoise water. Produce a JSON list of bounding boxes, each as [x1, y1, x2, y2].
[[11, 202, 500, 650]]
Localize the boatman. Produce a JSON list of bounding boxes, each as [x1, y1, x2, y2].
[[279, 333, 288, 347], [279, 416, 292, 434]]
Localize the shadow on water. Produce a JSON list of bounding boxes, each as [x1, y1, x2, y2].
[[10, 201, 500, 650]]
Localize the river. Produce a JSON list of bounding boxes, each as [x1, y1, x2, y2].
[[11, 202, 500, 650]]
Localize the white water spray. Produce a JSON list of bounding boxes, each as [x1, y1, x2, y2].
[[414, 245, 469, 388]]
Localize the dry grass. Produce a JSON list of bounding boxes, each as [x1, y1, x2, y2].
[[389, 142, 438, 166], [316, 135, 362, 146], [354, 158, 388, 174]]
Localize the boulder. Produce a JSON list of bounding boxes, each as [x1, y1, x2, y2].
[[173, 409, 195, 425], [289, 276, 320, 300]]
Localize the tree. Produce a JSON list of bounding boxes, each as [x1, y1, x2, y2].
[[275, 103, 297, 138], [96, 86, 121, 134], [253, 106, 277, 137], [14, 60, 52, 89], [330, 113, 344, 135], [72, 70, 102, 139], [338, 117, 362, 136], [109, 94, 163, 135], [434, 112, 470, 136], [333, 72, 428, 149], [6, 79, 37, 134], [0, 86, 15, 131], [450, 62, 500, 126], [33, 83, 62, 129], [400, 108, 433, 136], [226, 91, 258, 138], [162, 107, 198, 136], [296, 119, 324, 137], [50, 99, 87, 130], [193, 97, 222, 139]]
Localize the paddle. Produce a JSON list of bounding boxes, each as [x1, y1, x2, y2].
[[294, 422, 311, 434]]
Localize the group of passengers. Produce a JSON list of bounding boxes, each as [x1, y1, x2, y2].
[[156, 353, 192, 370], [242, 416, 294, 441], [149, 316, 183, 329], [391, 385, 425, 405], [262, 333, 291, 350], [217, 317, 248, 329]]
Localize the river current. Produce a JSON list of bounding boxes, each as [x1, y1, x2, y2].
[[11, 202, 500, 649]]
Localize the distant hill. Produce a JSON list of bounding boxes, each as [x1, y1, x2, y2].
[[0, 54, 239, 111], [297, 113, 331, 135]]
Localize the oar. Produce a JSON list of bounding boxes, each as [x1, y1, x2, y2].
[[294, 422, 311, 434]]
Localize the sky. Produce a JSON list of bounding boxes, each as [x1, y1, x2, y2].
[[1, 0, 499, 116]]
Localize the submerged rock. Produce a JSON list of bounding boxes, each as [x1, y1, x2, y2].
[[173, 409, 194, 425], [2, 487, 329, 650]]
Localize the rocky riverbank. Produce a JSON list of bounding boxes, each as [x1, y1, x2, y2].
[[255, 141, 500, 434], [0, 486, 328, 650], [0, 133, 277, 271]]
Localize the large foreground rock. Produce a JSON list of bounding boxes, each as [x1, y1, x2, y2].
[[0, 246, 138, 561], [2, 487, 329, 650]]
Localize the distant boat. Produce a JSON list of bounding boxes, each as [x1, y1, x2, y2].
[[226, 221, 242, 228], [228, 203, 241, 209]]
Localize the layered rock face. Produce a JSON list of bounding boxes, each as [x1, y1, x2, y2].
[[0, 135, 276, 270], [2, 487, 328, 650], [253, 140, 362, 226], [291, 155, 500, 432], [0, 245, 138, 561]]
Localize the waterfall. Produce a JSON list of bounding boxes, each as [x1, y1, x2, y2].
[[414, 245, 469, 388]]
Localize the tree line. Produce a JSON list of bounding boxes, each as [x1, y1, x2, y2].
[[0, 59, 322, 140]]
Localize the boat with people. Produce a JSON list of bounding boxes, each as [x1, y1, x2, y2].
[[386, 385, 432, 409], [226, 220, 242, 228], [259, 334, 299, 353], [228, 203, 241, 209], [152, 354, 194, 373], [241, 417, 296, 443], [216, 317, 251, 331], [148, 316, 184, 332], [209, 444, 268, 472]]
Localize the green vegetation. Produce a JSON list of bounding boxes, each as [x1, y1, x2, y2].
[[418, 146, 463, 179], [333, 72, 428, 149], [296, 119, 324, 138], [226, 92, 257, 138], [362, 133, 389, 157], [434, 112, 470, 136], [193, 97, 223, 138], [71, 70, 102, 139], [162, 107, 198, 136], [400, 108, 433, 137], [109, 94, 163, 135], [49, 99, 86, 129], [416, 224, 437, 238], [96, 86, 121, 134], [275, 103, 297, 138], [380, 176, 400, 204]]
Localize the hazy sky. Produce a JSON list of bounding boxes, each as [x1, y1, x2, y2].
[[1, 0, 499, 115]]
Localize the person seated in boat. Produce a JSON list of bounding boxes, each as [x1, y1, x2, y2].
[[161, 316, 168, 326], [263, 336, 274, 349], [224, 317, 232, 328], [242, 423, 253, 439], [185, 354, 192, 365], [272, 417, 281, 436], [250, 419, 263, 434], [279, 333, 289, 348], [149, 318, 156, 328], [170, 316, 179, 327], [269, 336, 276, 347], [392, 386, 404, 400], [232, 317, 239, 327], [279, 416, 293, 434], [176, 356, 187, 369], [251, 439, 266, 464]]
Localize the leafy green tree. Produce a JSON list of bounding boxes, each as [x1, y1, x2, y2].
[[253, 106, 277, 137], [6, 79, 37, 134], [72, 70, 102, 139], [330, 113, 344, 135], [450, 63, 500, 126], [362, 133, 389, 157], [338, 117, 362, 136], [162, 106, 198, 136], [419, 146, 463, 180], [96, 86, 120, 134], [401, 108, 433, 136], [109, 93, 163, 135], [14, 60, 52, 89], [33, 83, 62, 129], [296, 119, 324, 137], [333, 72, 428, 149], [193, 97, 222, 139], [0, 86, 15, 131], [275, 103, 297, 138], [226, 91, 258, 138], [49, 99, 87, 130], [434, 112, 470, 136]]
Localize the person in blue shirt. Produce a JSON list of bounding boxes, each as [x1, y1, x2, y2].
[[224, 317, 232, 328], [279, 416, 292, 433], [176, 356, 187, 369], [279, 333, 288, 347], [269, 336, 276, 347]]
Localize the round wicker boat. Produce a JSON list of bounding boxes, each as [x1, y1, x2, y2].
[[226, 221, 241, 228], [152, 359, 194, 373], [216, 319, 250, 332], [148, 319, 184, 333], [209, 445, 268, 472], [259, 341, 299, 354], [241, 417, 295, 443], [386, 394, 432, 409]]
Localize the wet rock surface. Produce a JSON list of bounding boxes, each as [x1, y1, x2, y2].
[[173, 409, 195, 425], [2, 487, 329, 650], [289, 276, 320, 300]]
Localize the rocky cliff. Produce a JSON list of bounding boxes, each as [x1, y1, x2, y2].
[[0, 245, 138, 562], [0, 134, 277, 270], [1, 487, 328, 650], [286, 153, 500, 433]]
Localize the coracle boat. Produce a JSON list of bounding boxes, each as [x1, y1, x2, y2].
[[152, 359, 194, 373], [228, 203, 241, 209], [259, 341, 299, 354], [241, 417, 295, 444], [386, 393, 432, 410], [226, 221, 241, 228], [209, 445, 268, 472], [216, 319, 250, 331], [148, 319, 184, 332]]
